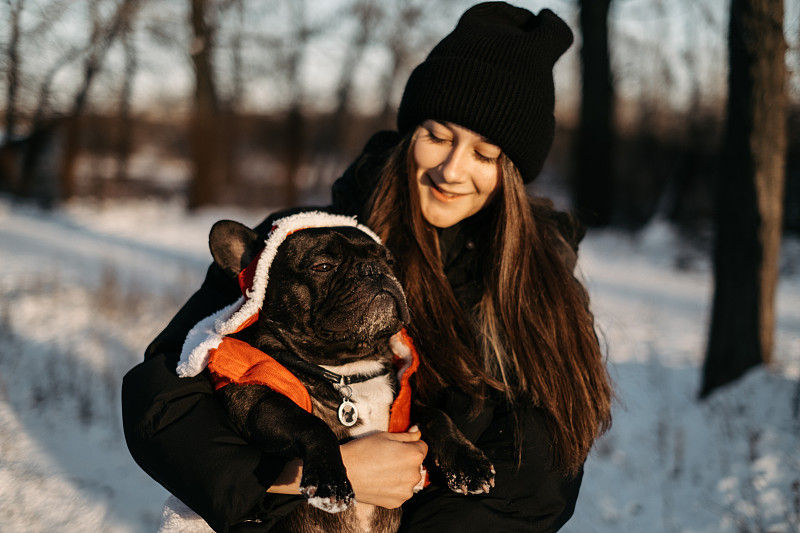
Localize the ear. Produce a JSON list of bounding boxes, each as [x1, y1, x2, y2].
[[209, 220, 263, 277]]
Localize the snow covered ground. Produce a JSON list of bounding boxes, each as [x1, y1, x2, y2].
[[0, 197, 798, 533]]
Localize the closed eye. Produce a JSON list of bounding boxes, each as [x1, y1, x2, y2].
[[475, 142, 501, 163], [424, 128, 451, 145], [311, 263, 335, 272], [474, 150, 499, 164]]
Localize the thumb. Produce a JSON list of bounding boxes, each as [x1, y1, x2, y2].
[[386, 427, 423, 442]]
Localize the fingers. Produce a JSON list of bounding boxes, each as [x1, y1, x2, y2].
[[384, 427, 423, 442], [385, 430, 428, 460], [339, 431, 429, 507]]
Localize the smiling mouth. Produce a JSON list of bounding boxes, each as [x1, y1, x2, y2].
[[426, 175, 466, 202]]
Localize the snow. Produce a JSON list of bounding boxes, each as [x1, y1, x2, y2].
[[0, 197, 798, 533]]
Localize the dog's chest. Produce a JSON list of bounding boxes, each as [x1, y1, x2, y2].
[[316, 361, 395, 438]]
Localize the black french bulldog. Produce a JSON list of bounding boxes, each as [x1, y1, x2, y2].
[[207, 219, 495, 533]]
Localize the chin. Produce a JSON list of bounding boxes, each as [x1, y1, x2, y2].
[[422, 214, 455, 228], [421, 208, 472, 229]]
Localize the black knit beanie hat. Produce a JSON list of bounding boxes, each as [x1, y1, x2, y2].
[[397, 2, 573, 183]]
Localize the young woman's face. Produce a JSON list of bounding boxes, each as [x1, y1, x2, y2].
[[413, 120, 502, 228]]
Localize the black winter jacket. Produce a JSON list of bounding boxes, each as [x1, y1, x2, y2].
[[121, 131, 584, 533]]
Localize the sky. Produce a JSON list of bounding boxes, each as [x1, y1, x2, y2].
[[3, 0, 799, 122]]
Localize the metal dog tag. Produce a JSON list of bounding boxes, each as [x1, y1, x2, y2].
[[338, 399, 358, 427], [335, 382, 358, 427]]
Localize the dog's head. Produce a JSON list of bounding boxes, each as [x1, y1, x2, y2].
[[209, 219, 409, 363]]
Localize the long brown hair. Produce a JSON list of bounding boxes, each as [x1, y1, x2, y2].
[[367, 130, 612, 475]]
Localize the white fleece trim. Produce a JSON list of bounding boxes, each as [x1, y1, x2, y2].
[[158, 495, 214, 533], [176, 298, 242, 377], [176, 211, 382, 378], [389, 332, 414, 380]]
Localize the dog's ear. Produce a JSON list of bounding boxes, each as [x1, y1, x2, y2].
[[209, 220, 263, 277]]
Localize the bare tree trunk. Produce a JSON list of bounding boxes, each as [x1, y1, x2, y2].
[[329, 0, 381, 151], [58, 0, 142, 200], [27, 0, 87, 131], [701, 0, 787, 398], [3, 0, 24, 144], [222, 0, 244, 191], [114, 15, 138, 184], [31, 45, 80, 130], [377, 0, 421, 130], [187, 0, 224, 209], [281, 0, 311, 208], [59, 0, 103, 200], [228, 0, 244, 109], [0, 0, 24, 196], [573, 0, 614, 227], [665, 2, 718, 234]]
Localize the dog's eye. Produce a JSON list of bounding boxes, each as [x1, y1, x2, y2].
[[311, 263, 334, 272]]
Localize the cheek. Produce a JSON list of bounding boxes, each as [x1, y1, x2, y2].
[[413, 142, 442, 173], [475, 168, 501, 197], [284, 284, 313, 314]]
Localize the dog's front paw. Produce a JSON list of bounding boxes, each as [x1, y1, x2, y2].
[[436, 443, 496, 495], [299, 466, 355, 513]]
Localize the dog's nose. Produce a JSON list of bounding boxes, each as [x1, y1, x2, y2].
[[357, 262, 379, 277]]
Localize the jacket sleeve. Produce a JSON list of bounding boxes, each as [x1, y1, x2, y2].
[[121, 218, 304, 532], [399, 399, 582, 533]]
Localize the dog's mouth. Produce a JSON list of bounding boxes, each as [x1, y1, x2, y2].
[[365, 290, 409, 325], [313, 287, 409, 345]]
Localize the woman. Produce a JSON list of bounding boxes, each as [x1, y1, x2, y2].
[[122, 3, 613, 532]]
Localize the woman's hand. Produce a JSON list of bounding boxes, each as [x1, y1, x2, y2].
[[340, 429, 428, 508], [268, 429, 428, 508]]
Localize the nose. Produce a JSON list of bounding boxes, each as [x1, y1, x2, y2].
[[357, 261, 380, 277], [440, 145, 469, 184]]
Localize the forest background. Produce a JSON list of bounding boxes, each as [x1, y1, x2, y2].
[[1, 0, 797, 228]]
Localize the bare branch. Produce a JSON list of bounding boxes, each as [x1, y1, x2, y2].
[[71, 0, 145, 116]]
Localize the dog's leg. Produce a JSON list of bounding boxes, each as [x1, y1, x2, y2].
[[412, 402, 496, 495], [221, 385, 355, 512]]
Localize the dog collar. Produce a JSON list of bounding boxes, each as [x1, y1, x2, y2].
[[269, 350, 392, 386], [269, 350, 392, 427]]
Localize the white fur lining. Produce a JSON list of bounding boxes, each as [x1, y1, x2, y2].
[[158, 495, 214, 533], [389, 333, 414, 381], [176, 211, 381, 378], [320, 359, 387, 377]]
